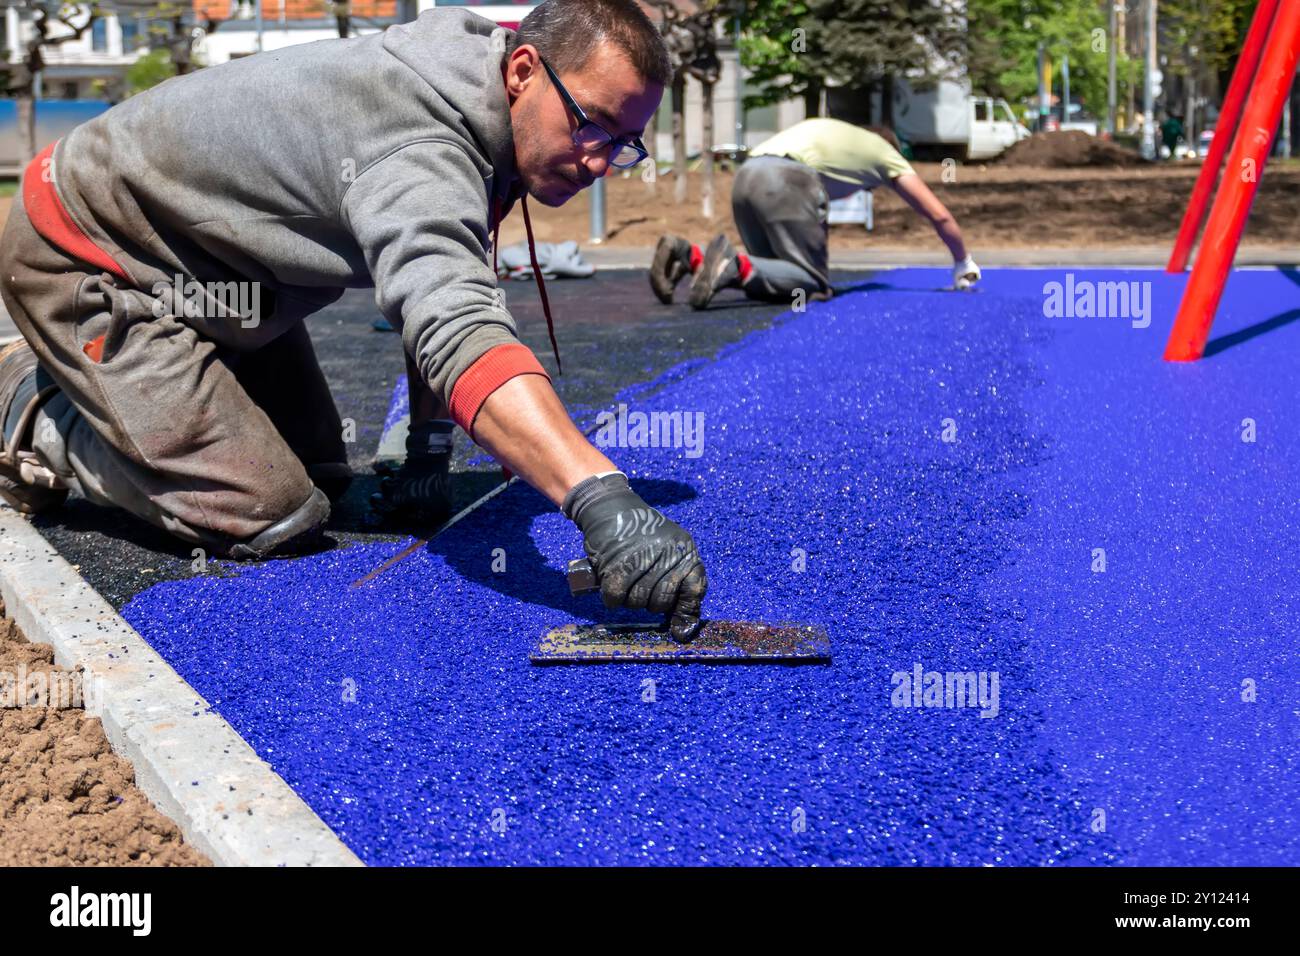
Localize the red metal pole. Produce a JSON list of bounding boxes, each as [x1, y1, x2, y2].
[[1166, 0, 1281, 272], [1164, 0, 1300, 362]]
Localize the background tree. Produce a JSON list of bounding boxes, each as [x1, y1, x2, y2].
[[966, 0, 1111, 120], [1160, 0, 1257, 142], [812, 0, 966, 126], [107, 2, 222, 96], [648, 0, 721, 211], [327, 1, 352, 38], [139, 1, 221, 76], [123, 47, 174, 95], [5, 2, 103, 163], [966, 0, 1261, 134], [735, 0, 810, 112], [739, 0, 966, 126], [684, 5, 721, 217], [321, 1, 397, 39]]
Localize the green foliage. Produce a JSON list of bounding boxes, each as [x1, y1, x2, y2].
[[736, 0, 810, 108], [124, 48, 176, 97], [737, 0, 1263, 119], [1161, 0, 1257, 81], [967, 0, 1117, 112], [813, 1, 966, 85], [738, 1, 967, 110], [969, 0, 1258, 115]]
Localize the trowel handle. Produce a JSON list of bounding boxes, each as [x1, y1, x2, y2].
[[567, 557, 600, 596]]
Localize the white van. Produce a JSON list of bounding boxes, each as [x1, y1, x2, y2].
[[892, 78, 1031, 161]]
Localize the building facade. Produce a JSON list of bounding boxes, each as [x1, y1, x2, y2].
[[1, 1, 803, 164]]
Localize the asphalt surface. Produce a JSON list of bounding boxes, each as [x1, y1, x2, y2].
[[32, 267, 868, 608], [102, 266, 1300, 865]]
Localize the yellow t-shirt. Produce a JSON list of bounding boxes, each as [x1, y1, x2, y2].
[[750, 118, 915, 191]]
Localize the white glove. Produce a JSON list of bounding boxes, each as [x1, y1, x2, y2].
[[953, 255, 981, 290]]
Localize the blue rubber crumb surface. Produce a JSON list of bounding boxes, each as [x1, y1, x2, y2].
[[122, 268, 1300, 866]]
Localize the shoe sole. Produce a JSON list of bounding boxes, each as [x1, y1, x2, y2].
[[649, 236, 685, 305], [689, 236, 734, 310], [0, 340, 69, 515], [0, 464, 68, 514], [0, 486, 64, 515]]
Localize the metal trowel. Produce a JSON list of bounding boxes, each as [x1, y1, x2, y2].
[[528, 559, 832, 665]]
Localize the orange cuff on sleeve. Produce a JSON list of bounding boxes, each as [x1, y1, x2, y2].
[[22, 141, 132, 284], [447, 343, 551, 438]]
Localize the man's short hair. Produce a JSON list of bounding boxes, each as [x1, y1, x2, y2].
[[510, 0, 673, 88]]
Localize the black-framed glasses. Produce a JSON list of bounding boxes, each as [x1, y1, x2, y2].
[[540, 56, 649, 170]]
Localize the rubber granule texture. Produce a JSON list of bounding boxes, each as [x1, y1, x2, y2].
[[121, 268, 1300, 865]]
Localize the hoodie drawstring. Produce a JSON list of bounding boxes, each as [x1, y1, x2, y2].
[[520, 195, 561, 375], [490, 193, 562, 376], [491, 196, 501, 278]]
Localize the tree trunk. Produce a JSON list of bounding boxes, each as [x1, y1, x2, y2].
[[803, 80, 822, 120], [1121, 6, 1133, 131], [17, 94, 37, 166], [645, 104, 658, 194], [701, 80, 714, 220], [881, 75, 895, 129], [672, 73, 688, 205]]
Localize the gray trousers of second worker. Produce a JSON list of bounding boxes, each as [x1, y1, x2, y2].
[[731, 155, 833, 300], [0, 187, 349, 551]]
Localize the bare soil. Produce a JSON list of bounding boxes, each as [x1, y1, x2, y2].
[[998, 130, 1150, 168], [496, 160, 1300, 252], [3, 151, 1295, 262], [0, 601, 210, 866]]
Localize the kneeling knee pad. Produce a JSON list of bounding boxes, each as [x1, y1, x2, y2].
[[225, 487, 331, 561]]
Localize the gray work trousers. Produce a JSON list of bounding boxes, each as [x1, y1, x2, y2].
[[0, 188, 348, 550], [731, 155, 832, 299]]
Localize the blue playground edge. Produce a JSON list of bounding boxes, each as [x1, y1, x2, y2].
[[122, 267, 1300, 865]]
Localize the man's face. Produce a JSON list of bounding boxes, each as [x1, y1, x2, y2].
[[505, 41, 663, 207]]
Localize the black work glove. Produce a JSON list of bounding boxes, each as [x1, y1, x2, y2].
[[563, 473, 708, 642], [370, 420, 453, 525]]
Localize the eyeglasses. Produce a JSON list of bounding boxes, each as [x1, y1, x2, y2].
[[540, 56, 649, 170]]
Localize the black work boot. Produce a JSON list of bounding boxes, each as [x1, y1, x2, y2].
[[0, 340, 69, 515], [649, 235, 694, 305], [225, 487, 331, 560], [369, 419, 453, 527], [688, 234, 742, 310]]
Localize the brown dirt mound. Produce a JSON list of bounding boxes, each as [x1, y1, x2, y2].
[[998, 130, 1149, 168], [0, 602, 210, 866]]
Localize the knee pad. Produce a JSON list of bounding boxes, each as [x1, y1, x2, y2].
[[225, 487, 331, 561]]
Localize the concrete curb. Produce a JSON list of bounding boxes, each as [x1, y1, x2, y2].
[[0, 507, 364, 867]]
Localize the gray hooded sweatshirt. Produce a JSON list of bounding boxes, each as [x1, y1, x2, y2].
[[50, 8, 524, 407]]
